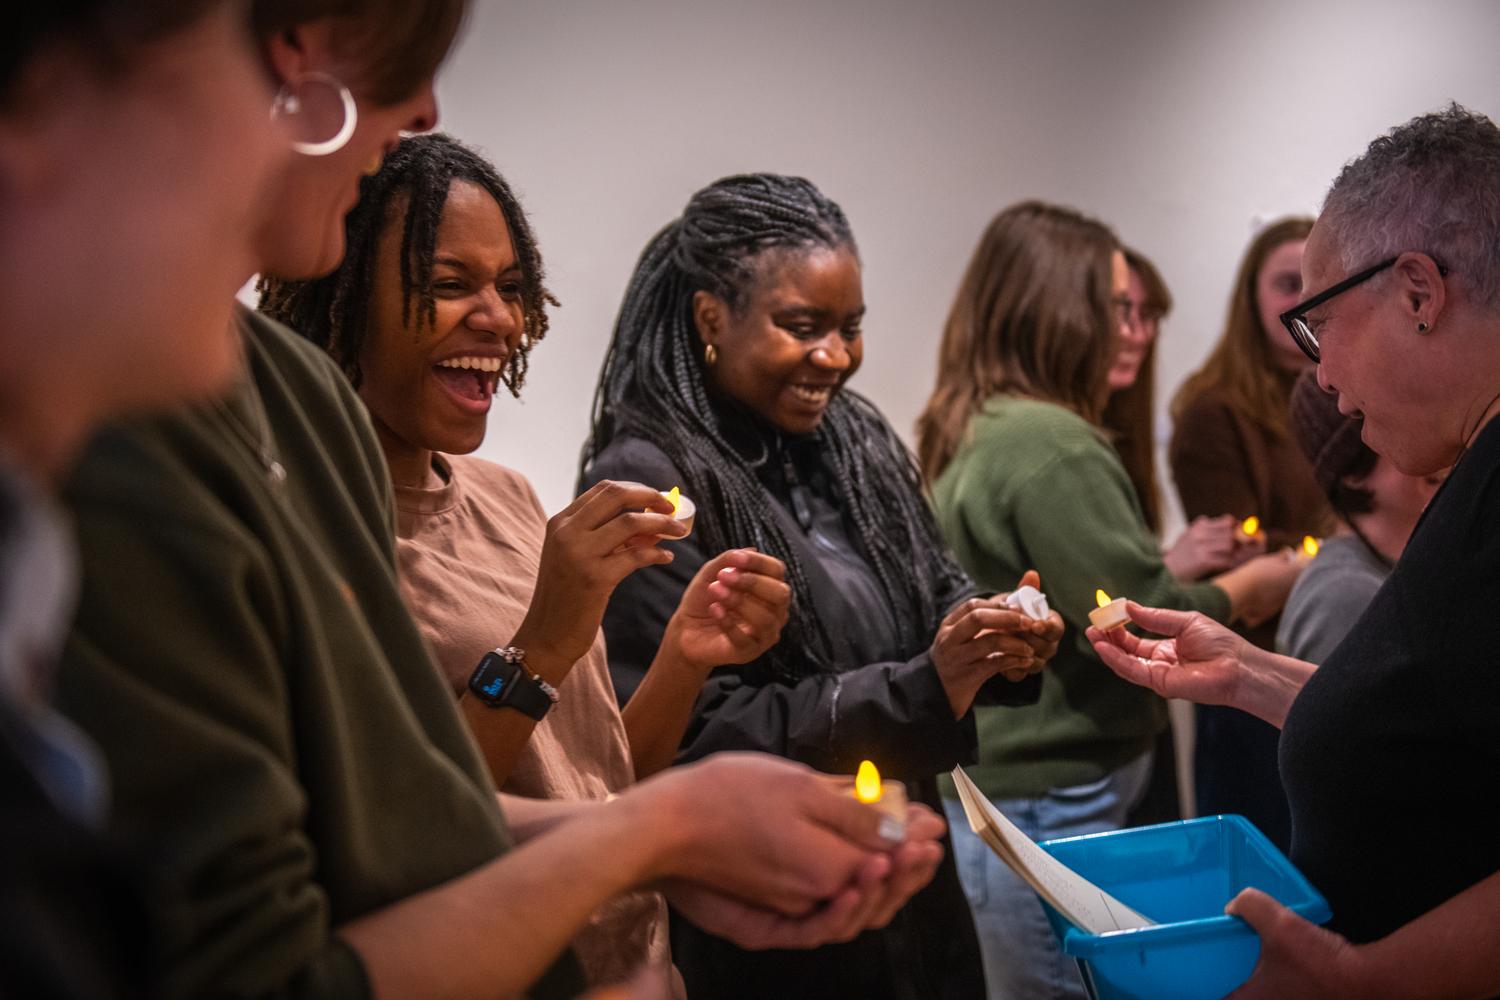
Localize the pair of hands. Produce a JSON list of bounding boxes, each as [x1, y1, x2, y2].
[[1164, 514, 1263, 581], [515, 481, 790, 676], [627, 753, 946, 952], [930, 570, 1064, 718]]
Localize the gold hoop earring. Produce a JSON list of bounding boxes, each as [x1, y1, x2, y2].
[[704, 344, 718, 365]]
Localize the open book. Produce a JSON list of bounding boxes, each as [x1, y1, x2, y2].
[[950, 766, 1156, 934]]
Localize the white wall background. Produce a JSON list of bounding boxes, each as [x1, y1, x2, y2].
[[435, 0, 1500, 516]]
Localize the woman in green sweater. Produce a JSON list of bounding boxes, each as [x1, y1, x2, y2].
[[916, 201, 1304, 999]]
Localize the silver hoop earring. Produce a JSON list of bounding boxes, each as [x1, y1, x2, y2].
[[271, 71, 357, 157]]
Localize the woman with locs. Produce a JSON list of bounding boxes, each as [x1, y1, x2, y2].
[[582, 172, 1064, 999]]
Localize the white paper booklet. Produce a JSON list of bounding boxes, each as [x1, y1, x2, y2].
[[950, 765, 1155, 934]]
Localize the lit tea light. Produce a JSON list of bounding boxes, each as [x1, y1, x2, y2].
[[1240, 515, 1261, 537], [852, 759, 908, 839], [660, 486, 695, 536], [1301, 535, 1320, 559], [1088, 589, 1130, 632]]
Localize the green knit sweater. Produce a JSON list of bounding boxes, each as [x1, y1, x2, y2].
[[57, 310, 580, 999], [933, 396, 1229, 800]]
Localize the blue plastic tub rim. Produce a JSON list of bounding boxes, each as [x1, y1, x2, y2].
[[1039, 814, 1333, 959]]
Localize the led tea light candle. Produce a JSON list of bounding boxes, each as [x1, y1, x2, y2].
[[1240, 515, 1261, 538], [661, 486, 695, 536], [852, 760, 907, 839], [1088, 589, 1130, 632]]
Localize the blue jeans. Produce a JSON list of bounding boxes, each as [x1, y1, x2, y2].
[[944, 752, 1154, 1000]]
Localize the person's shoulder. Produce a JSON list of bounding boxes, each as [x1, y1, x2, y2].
[[582, 435, 682, 491], [1173, 383, 1237, 424], [240, 306, 358, 405], [971, 396, 1103, 454], [1287, 537, 1386, 609]]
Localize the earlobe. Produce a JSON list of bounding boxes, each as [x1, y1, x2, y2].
[[692, 289, 723, 347]]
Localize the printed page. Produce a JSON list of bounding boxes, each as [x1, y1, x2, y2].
[[951, 766, 1155, 934]]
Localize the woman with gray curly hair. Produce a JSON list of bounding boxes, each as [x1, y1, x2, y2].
[[1089, 103, 1500, 998]]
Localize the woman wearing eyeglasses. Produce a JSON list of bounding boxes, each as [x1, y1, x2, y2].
[[1168, 216, 1331, 850], [1092, 104, 1500, 1000]]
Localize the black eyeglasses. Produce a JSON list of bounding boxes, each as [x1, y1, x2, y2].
[[1280, 255, 1449, 363], [1279, 258, 1396, 363]]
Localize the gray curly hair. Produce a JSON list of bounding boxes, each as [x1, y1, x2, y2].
[[1321, 103, 1500, 310]]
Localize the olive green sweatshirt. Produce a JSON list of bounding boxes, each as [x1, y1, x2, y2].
[[57, 309, 581, 999], [932, 396, 1229, 800]]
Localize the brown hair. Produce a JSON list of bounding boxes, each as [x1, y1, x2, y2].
[[918, 200, 1120, 483], [4, 1, 225, 101], [252, 0, 466, 106], [1104, 247, 1173, 532], [1170, 216, 1314, 438]]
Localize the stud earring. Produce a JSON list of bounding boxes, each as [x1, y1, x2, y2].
[[704, 344, 718, 365], [1418, 322, 1429, 333]]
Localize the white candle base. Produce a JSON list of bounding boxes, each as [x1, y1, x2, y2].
[[854, 779, 908, 840], [660, 492, 695, 537], [1088, 598, 1130, 632]]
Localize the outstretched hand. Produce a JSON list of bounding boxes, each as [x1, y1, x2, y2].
[[1085, 601, 1250, 707]]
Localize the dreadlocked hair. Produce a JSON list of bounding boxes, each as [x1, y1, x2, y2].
[[582, 173, 970, 681], [257, 132, 555, 393]]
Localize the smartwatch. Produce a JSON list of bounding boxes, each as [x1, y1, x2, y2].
[[467, 647, 559, 720]]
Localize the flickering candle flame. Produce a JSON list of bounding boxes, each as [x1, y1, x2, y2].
[[666, 486, 682, 515], [1241, 516, 1261, 536], [855, 760, 883, 804], [1095, 589, 1112, 608], [849, 760, 907, 839], [1302, 535, 1320, 558]]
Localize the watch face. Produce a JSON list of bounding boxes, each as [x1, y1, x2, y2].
[[479, 673, 506, 699]]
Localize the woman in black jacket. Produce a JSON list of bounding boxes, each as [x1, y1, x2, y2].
[[580, 173, 1063, 999]]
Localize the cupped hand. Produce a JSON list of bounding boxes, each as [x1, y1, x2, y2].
[[1086, 601, 1251, 707], [665, 801, 946, 950], [514, 480, 685, 667], [665, 549, 790, 672], [931, 571, 1061, 717], [639, 753, 912, 917]]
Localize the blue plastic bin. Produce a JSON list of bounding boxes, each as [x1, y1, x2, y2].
[[1037, 815, 1331, 1000]]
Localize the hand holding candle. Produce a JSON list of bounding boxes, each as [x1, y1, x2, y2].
[[1088, 589, 1130, 633], [851, 760, 908, 841]]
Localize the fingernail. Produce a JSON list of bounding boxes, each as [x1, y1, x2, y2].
[[878, 817, 906, 843]]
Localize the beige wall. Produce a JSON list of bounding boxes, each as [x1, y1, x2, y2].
[[436, 0, 1500, 516]]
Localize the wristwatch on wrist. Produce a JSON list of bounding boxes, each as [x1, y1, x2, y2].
[[467, 646, 559, 720]]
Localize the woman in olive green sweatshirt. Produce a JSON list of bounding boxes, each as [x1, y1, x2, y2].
[[915, 201, 1304, 1000]]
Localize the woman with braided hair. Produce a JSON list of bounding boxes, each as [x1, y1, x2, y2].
[[581, 173, 1064, 999]]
